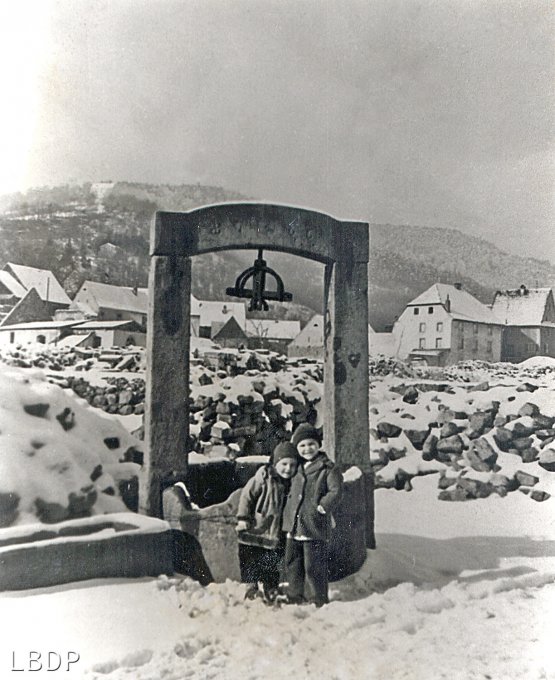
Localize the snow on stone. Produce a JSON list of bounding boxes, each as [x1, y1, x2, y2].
[[0, 364, 141, 527]]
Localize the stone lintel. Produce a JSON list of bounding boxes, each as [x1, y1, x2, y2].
[[151, 204, 369, 264]]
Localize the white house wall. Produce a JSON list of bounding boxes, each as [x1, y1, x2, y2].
[[0, 328, 61, 346], [395, 305, 452, 359]]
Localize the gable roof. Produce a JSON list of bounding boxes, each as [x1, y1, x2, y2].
[[246, 319, 301, 340], [197, 300, 246, 330], [490, 287, 553, 326], [407, 283, 503, 325], [289, 314, 324, 347], [212, 315, 248, 340], [0, 288, 52, 327], [0, 270, 27, 298], [75, 281, 149, 314], [4, 263, 70, 305]]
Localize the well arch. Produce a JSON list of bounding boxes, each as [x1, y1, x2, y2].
[[140, 202, 373, 545]]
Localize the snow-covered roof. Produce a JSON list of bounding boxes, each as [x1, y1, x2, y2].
[[408, 283, 503, 325], [289, 314, 323, 347], [0, 320, 78, 331], [56, 333, 94, 348], [197, 300, 246, 330], [0, 270, 27, 298], [4, 262, 71, 305], [245, 319, 301, 340], [490, 287, 553, 326], [74, 319, 143, 330], [75, 281, 149, 314]]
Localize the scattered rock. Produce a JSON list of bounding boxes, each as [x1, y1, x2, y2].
[[23, 402, 50, 418], [468, 411, 495, 439], [514, 471, 539, 487], [56, 408, 76, 431], [530, 490, 550, 502], [516, 382, 539, 392], [404, 429, 430, 450], [376, 422, 402, 439], [436, 434, 465, 456], [538, 448, 555, 472], [402, 386, 419, 404], [518, 402, 540, 418]]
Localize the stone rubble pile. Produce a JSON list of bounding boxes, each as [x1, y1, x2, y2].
[[0, 345, 78, 371], [368, 355, 417, 378], [370, 378, 555, 502], [414, 359, 555, 384], [0, 366, 141, 528], [65, 375, 146, 416], [189, 364, 323, 456]]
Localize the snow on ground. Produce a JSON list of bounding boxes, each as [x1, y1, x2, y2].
[[2, 478, 554, 680], [1, 353, 555, 678]]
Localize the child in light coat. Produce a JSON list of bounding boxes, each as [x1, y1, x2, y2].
[[236, 442, 298, 603], [281, 423, 343, 607]]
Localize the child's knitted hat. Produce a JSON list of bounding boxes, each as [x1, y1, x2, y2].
[[291, 423, 322, 447], [272, 441, 298, 465]]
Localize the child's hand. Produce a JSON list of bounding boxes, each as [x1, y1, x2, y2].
[[317, 505, 326, 515], [235, 520, 249, 533]]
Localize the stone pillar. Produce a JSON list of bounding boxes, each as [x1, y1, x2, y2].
[[324, 232, 373, 547], [140, 254, 191, 517]]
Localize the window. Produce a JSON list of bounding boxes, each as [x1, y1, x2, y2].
[[488, 326, 493, 336], [419, 322, 426, 333], [487, 341, 492, 353], [458, 337, 464, 350], [36, 335, 46, 344], [436, 337, 443, 348], [436, 322, 443, 332], [116, 313, 123, 320], [473, 323, 479, 334], [428, 307, 434, 314], [9, 332, 15, 344], [419, 338, 425, 349], [473, 339, 478, 352], [413, 308, 419, 315]]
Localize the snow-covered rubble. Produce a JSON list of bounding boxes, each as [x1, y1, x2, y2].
[[0, 364, 142, 527]]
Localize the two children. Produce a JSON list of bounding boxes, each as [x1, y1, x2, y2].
[[236, 423, 343, 607]]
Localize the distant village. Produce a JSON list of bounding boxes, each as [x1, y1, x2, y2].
[[0, 261, 554, 366]]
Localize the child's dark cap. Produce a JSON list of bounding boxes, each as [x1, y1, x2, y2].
[[272, 441, 298, 465], [291, 423, 322, 447]]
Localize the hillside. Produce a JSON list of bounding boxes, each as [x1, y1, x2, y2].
[[1, 183, 554, 330]]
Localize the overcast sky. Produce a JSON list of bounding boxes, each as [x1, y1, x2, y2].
[[1, 0, 553, 261]]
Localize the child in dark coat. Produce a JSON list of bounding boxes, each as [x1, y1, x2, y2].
[[236, 442, 298, 603], [281, 423, 343, 607]]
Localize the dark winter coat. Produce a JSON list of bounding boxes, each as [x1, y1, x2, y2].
[[282, 452, 343, 542], [236, 465, 290, 550]]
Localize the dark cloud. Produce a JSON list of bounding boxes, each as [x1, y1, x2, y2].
[[29, 0, 554, 260]]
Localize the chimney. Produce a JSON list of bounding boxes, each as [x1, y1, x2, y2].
[[132, 285, 138, 296], [454, 282, 462, 290], [520, 284, 528, 296], [445, 294, 451, 313]]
